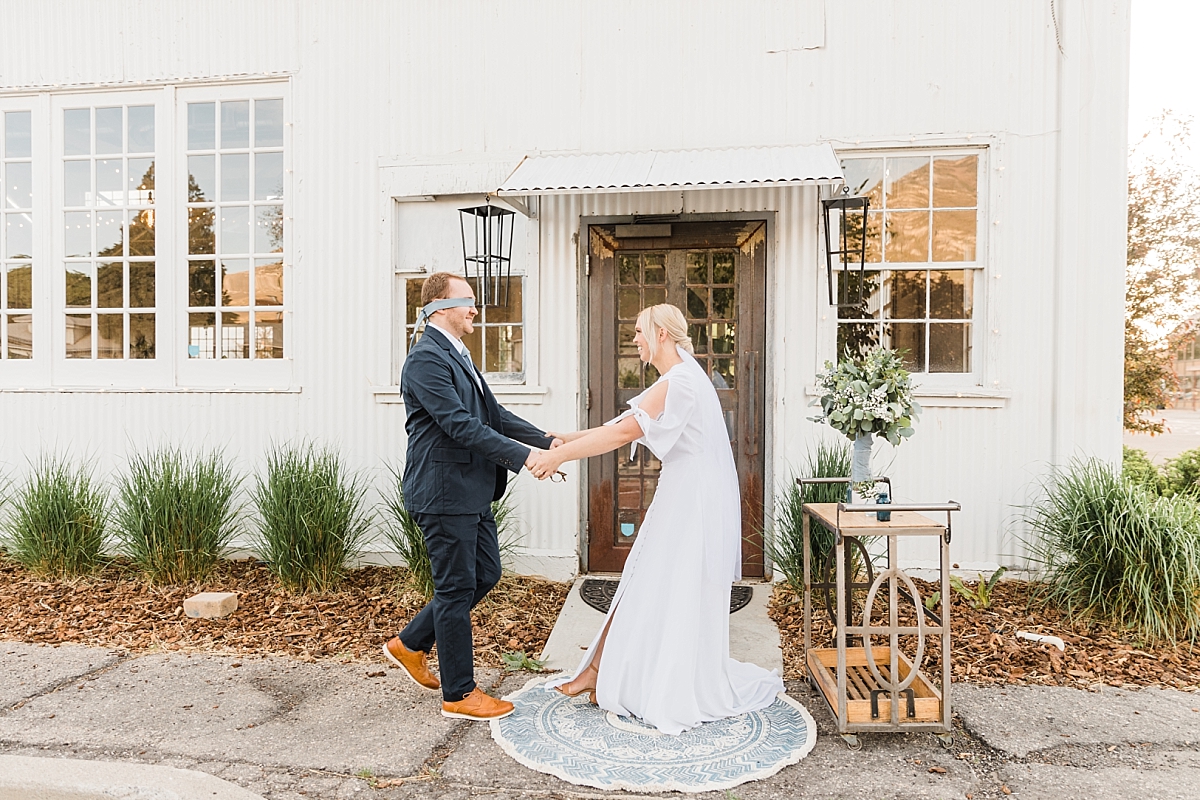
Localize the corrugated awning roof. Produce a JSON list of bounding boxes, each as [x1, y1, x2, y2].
[[496, 144, 843, 195]]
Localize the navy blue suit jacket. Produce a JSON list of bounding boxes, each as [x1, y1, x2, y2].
[[400, 326, 550, 516]]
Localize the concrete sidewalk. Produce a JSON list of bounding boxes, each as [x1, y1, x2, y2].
[[2, 641, 1199, 799]]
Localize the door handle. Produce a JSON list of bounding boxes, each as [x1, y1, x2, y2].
[[743, 350, 758, 455]]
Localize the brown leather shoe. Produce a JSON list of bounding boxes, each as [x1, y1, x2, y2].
[[441, 687, 515, 720], [382, 637, 440, 690]]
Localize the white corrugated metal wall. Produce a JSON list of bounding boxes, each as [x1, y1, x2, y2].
[[0, 1, 1128, 578]]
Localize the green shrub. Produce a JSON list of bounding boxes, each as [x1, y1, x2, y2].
[[112, 447, 242, 584], [252, 443, 371, 592], [1122, 445, 1165, 495], [3, 456, 108, 577], [1164, 447, 1200, 497], [765, 439, 851, 596], [381, 463, 522, 601], [1025, 458, 1200, 643]]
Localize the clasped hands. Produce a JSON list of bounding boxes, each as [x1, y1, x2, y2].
[[526, 434, 567, 481]]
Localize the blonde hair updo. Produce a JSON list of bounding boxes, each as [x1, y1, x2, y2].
[[637, 303, 695, 362]]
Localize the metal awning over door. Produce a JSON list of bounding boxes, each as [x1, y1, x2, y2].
[[496, 143, 844, 196]]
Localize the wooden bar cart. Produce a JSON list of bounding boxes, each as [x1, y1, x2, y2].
[[799, 481, 960, 749]]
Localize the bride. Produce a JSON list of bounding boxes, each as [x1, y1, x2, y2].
[[526, 303, 784, 735]]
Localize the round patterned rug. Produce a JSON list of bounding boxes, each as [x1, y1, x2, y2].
[[490, 678, 817, 793]]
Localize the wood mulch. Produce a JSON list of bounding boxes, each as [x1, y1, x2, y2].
[[0, 555, 571, 668], [770, 579, 1200, 691]]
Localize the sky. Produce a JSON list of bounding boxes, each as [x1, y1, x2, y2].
[[1129, 0, 1200, 168]]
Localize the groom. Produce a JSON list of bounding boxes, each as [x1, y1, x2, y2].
[[384, 271, 558, 720]]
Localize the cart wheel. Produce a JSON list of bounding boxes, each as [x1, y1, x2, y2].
[[937, 733, 954, 749], [841, 733, 862, 751]]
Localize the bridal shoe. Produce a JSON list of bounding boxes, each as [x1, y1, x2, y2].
[[555, 665, 599, 704]]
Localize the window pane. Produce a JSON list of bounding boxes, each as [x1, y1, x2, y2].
[[221, 153, 249, 201], [255, 99, 284, 147], [96, 312, 123, 358], [221, 259, 250, 306], [129, 262, 154, 308], [188, 103, 215, 150], [6, 162, 32, 208], [933, 155, 978, 208], [129, 313, 155, 358], [643, 253, 665, 285], [66, 314, 91, 357], [687, 287, 708, 319], [189, 259, 216, 307], [5, 111, 31, 158], [65, 266, 91, 307], [95, 107, 122, 155], [618, 357, 642, 389], [487, 277, 520, 323], [64, 109, 90, 156], [96, 210, 124, 257], [129, 209, 155, 256], [618, 477, 641, 510], [929, 322, 971, 372], [96, 158, 123, 206], [932, 210, 977, 262], [188, 207, 215, 254], [711, 357, 735, 390], [930, 270, 972, 319], [686, 252, 707, 284], [254, 258, 283, 305], [711, 321, 735, 354], [485, 324, 522, 373], [6, 213, 33, 258], [618, 286, 640, 319], [254, 151, 283, 200], [887, 270, 926, 319], [841, 158, 884, 207], [64, 161, 91, 207], [127, 106, 154, 154], [254, 205, 282, 253], [221, 101, 250, 149], [63, 212, 91, 258], [254, 311, 283, 358], [220, 206, 250, 254], [188, 155, 215, 202], [836, 270, 881, 319], [643, 286, 665, 307], [221, 311, 249, 358], [712, 287, 735, 318], [6, 314, 32, 358], [886, 157, 929, 209], [712, 252, 735, 284], [128, 158, 155, 205], [618, 254, 639, 285], [96, 260, 123, 309], [884, 211, 929, 262], [688, 322, 708, 354], [188, 312, 216, 358], [406, 277, 425, 324], [833, 208, 882, 264], [890, 322, 926, 372], [6, 263, 31, 308], [838, 322, 880, 360]]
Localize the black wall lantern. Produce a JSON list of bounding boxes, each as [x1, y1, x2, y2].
[[459, 201, 515, 307], [822, 188, 870, 307]]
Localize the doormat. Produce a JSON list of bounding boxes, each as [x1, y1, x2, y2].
[[579, 578, 753, 615], [491, 678, 816, 793]]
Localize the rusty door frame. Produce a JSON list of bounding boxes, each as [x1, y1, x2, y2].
[[576, 211, 779, 577]]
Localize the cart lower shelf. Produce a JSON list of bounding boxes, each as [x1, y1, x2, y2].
[[806, 646, 944, 725]]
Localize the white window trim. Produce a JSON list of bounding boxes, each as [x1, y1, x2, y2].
[[375, 191, 545, 405], [820, 145, 990, 390]]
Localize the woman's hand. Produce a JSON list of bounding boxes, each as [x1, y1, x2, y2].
[[527, 448, 566, 480]]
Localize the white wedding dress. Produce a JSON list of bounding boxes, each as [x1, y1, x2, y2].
[[548, 346, 784, 735]]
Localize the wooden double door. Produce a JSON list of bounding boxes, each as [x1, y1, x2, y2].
[[586, 220, 768, 576]]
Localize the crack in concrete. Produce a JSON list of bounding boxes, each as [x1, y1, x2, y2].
[[1, 648, 133, 715]]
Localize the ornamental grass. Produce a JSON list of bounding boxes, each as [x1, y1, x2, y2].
[[1025, 458, 1200, 644], [112, 447, 242, 584], [252, 443, 371, 593], [2, 456, 108, 577]]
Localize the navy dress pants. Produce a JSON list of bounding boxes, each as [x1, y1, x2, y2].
[[399, 510, 502, 703]]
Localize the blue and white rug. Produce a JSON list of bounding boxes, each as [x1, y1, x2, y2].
[[490, 678, 817, 793]]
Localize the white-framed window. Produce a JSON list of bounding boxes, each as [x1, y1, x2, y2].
[[2, 108, 33, 360], [403, 275, 525, 378], [832, 150, 984, 376], [182, 95, 284, 361]]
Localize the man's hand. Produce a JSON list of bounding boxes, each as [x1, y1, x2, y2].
[[548, 434, 565, 449], [527, 448, 565, 481]]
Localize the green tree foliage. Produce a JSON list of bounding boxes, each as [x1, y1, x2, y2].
[[1125, 115, 1200, 432]]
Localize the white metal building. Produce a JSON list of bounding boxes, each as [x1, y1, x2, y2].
[[0, 1, 1129, 580]]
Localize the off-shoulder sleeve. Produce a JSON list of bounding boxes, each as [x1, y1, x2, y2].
[[604, 374, 697, 459]]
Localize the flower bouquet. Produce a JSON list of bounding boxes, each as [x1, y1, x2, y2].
[[809, 347, 921, 502]]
